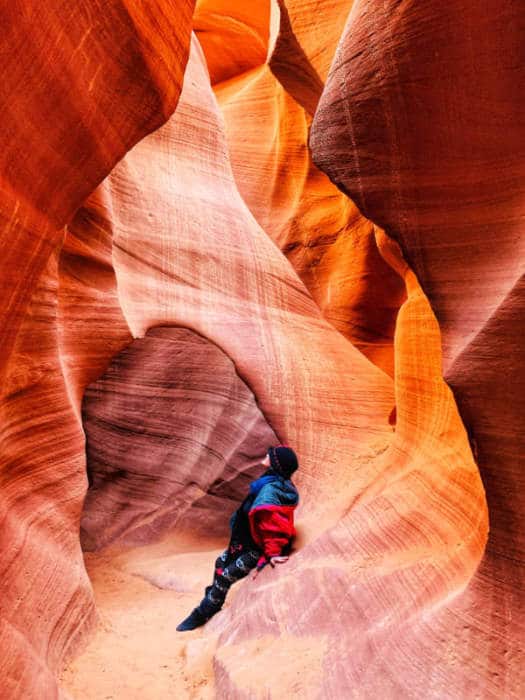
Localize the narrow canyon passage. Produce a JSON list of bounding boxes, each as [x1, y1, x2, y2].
[[60, 325, 282, 695], [1, 1, 523, 699], [79, 326, 278, 551]]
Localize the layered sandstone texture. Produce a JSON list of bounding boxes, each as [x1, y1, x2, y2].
[[0, 1, 522, 700], [210, 0, 406, 376], [81, 326, 278, 549], [0, 2, 195, 697], [310, 1, 525, 696]]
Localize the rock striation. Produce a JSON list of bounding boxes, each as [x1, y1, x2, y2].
[[212, 1, 406, 376], [311, 0, 525, 695], [75, 32, 487, 698], [0, 2, 194, 697], [0, 1, 522, 698], [211, 225, 488, 698], [81, 326, 278, 550], [194, 0, 272, 86]]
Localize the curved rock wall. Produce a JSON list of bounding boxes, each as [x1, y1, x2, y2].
[[90, 34, 486, 697], [194, 0, 272, 85], [310, 0, 525, 695], [0, 1, 522, 698], [81, 326, 278, 549], [211, 3, 406, 376], [103, 36, 396, 511], [269, 0, 354, 114], [0, 2, 194, 697]]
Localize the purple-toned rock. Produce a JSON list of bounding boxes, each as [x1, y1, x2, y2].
[[81, 326, 278, 549]]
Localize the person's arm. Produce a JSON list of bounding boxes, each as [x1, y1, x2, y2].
[[252, 555, 289, 579]]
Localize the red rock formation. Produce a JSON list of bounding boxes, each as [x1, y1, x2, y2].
[[81, 326, 278, 549], [207, 2, 406, 376], [0, 0, 194, 366], [311, 0, 525, 695], [0, 2, 195, 697], [212, 227, 488, 697], [59, 191, 133, 415], [311, 0, 525, 370], [101, 36, 395, 509], [69, 35, 485, 698], [194, 0, 271, 85], [269, 0, 354, 115], [1, 1, 521, 698]]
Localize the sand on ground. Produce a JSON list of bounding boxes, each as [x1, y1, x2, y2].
[[59, 531, 228, 700]]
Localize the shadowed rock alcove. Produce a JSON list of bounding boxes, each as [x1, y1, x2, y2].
[[81, 326, 278, 550]]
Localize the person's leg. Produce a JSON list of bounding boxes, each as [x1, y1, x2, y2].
[[177, 548, 230, 632], [203, 548, 230, 599], [202, 542, 245, 596], [198, 548, 260, 615], [177, 546, 258, 632]]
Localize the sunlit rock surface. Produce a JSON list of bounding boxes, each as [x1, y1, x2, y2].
[[194, 0, 271, 85], [0, 1, 522, 699], [211, 227, 487, 698], [72, 32, 484, 699], [311, 0, 525, 695], [212, 1, 406, 376], [269, 0, 354, 115]]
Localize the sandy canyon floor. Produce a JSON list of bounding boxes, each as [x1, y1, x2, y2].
[[60, 532, 225, 700]]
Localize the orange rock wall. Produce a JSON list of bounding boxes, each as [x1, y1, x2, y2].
[[0, 1, 522, 698], [210, 2, 406, 376], [310, 0, 525, 695], [0, 2, 194, 697], [80, 34, 486, 698], [194, 0, 271, 85], [81, 327, 279, 549]]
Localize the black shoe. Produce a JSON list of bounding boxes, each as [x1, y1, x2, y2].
[[176, 607, 208, 632]]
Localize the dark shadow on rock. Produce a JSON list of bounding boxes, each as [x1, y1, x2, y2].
[[81, 326, 278, 550]]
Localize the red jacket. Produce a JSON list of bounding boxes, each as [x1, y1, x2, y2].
[[230, 474, 299, 569], [249, 504, 297, 562]]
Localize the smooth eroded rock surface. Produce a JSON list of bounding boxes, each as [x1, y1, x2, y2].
[[0, 2, 195, 697], [211, 8, 406, 376], [310, 0, 525, 695], [65, 35, 486, 699], [1, 1, 522, 698], [81, 326, 278, 549]]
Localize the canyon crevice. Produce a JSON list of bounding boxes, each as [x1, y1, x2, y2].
[[0, 1, 522, 698]]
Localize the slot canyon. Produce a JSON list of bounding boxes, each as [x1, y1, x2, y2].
[[0, 1, 523, 698]]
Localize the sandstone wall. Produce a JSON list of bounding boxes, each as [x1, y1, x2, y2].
[[0, 1, 522, 698]]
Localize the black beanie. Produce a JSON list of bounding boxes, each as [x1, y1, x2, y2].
[[268, 445, 299, 479]]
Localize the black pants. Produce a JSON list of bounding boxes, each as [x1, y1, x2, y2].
[[197, 543, 260, 617]]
